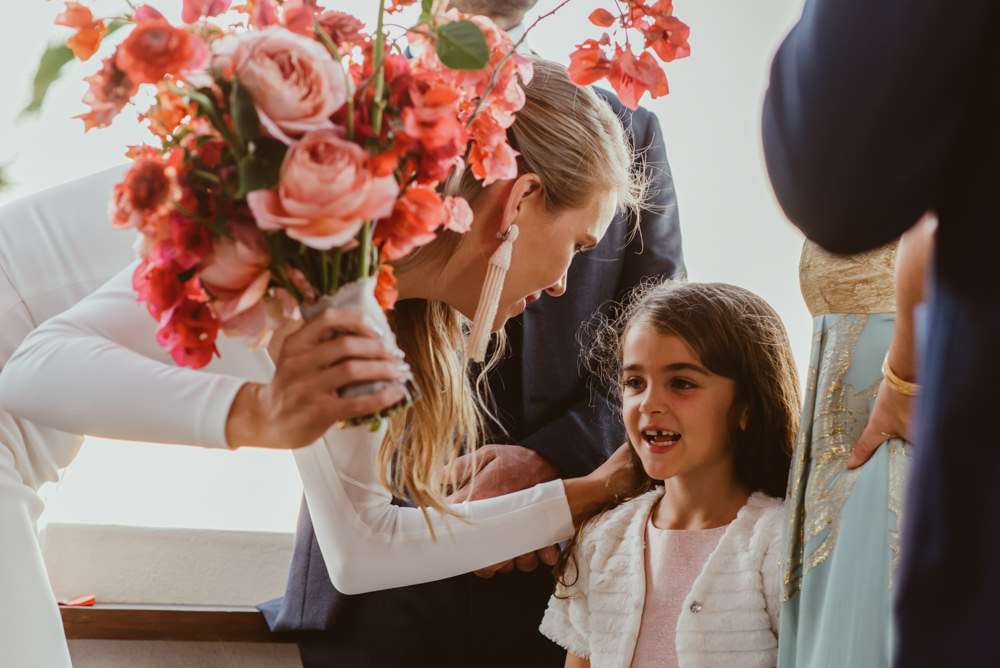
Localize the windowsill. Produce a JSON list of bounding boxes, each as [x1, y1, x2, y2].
[[61, 603, 296, 643], [43, 523, 296, 609]]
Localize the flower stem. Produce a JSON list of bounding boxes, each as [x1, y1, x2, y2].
[[358, 221, 373, 279], [372, 0, 388, 137]]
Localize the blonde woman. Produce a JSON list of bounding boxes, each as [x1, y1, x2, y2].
[[0, 60, 642, 607]]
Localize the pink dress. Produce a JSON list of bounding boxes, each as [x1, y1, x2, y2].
[[630, 520, 728, 667]]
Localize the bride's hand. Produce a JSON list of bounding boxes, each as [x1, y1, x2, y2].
[[225, 307, 411, 449]]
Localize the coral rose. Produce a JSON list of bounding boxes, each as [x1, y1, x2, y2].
[[247, 129, 398, 250], [219, 28, 346, 142], [198, 220, 272, 329], [316, 10, 365, 47], [116, 18, 196, 84]]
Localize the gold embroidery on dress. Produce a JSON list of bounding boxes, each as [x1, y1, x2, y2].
[[799, 241, 897, 318], [783, 239, 911, 602]]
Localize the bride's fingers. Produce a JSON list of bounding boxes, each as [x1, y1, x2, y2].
[[332, 382, 408, 419], [308, 335, 404, 370], [318, 359, 412, 396]]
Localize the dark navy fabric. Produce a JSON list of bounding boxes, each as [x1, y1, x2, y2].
[[260, 89, 685, 667], [762, 1, 1000, 665]]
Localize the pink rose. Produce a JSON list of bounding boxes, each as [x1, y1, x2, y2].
[[198, 221, 272, 328], [247, 129, 399, 250], [217, 27, 346, 142]]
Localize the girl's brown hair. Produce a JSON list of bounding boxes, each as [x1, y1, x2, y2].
[[383, 59, 643, 518], [555, 279, 800, 584]]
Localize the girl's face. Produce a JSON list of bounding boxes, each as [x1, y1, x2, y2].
[[621, 323, 745, 486]]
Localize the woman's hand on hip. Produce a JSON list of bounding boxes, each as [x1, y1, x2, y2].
[[225, 307, 411, 449]]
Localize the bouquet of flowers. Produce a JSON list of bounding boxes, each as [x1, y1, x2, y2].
[[42, 0, 689, 422]]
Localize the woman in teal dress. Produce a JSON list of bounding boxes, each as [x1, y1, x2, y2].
[[778, 237, 918, 668]]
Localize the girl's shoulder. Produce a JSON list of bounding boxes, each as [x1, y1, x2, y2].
[[579, 487, 664, 555], [734, 491, 784, 548]]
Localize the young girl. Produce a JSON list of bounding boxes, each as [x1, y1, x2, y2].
[[540, 281, 800, 668]]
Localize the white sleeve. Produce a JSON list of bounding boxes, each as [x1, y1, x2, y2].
[[761, 506, 784, 637], [0, 263, 252, 449], [0, 263, 575, 590], [538, 535, 593, 659], [295, 422, 575, 594]]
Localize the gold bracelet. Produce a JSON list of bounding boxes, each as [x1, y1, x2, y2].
[[882, 354, 920, 396]]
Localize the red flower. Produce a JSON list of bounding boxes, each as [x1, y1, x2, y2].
[[606, 48, 670, 110], [181, 0, 231, 24], [169, 210, 214, 270], [567, 39, 613, 87], [55, 1, 106, 61], [76, 54, 139, 130], [124, 157, 172, 211], [467, 112, 518, 185], [116, 19, 195, 84], [641, 6, 690, 63], [133, 245, 186, 318], [156, 292, 220, 369], [282, 0, 320, 34], [374, 186, 448, 261]]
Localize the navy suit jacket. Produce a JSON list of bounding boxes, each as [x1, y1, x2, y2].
[[763, 2, 1000, 665], [262, 91, 685, 660]]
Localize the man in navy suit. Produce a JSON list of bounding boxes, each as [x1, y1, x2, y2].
[[260, 3, 685, 666], [762, 1, 1000, 665]]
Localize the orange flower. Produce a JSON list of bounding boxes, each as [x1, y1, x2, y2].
[[588, 8, 616, 28], [606, 48, 670, 110], [75, 54, 139, 130], [567, 39, 612, 87], [373, 186, 448, 261], [641, 2, 691, 63], [143, 81, 189, 138], [467, 112, 518, 185], [55, 2, 106, 61], [116, 19, 194, 84], [374, 264, 398, 311]]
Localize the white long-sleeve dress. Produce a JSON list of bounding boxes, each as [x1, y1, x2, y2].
[[0, 166, 132, 668], [0, 175, 576, 602]]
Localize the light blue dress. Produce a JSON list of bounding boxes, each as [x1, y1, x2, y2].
[[778, 241, 911, 668]]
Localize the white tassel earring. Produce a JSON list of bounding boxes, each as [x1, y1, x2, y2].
[[467, 223, 519, 363]]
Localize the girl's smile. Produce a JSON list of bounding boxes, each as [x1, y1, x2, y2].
[[621, 324, 745, 487]]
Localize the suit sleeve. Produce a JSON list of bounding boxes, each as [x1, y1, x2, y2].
[[761, 0, 995, 253], [518, 104, 685, 478]]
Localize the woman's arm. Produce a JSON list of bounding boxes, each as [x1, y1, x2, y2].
[[0, 264, 409, 449], [565, 653, 590, 668], [0, 264, 583, 590]]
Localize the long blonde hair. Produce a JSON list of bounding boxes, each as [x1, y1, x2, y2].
[[383, 58, 644, 518]]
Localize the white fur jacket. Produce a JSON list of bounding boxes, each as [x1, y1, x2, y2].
[[540, 489, 783, 668]]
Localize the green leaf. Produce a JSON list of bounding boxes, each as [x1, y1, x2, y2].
[[21, 43, 75, 117], [229, 76, 261, 146], [435, 20, 490, 71], [21, 21, 128, 118], [236, 137, 287, 199], [420, 0, 434, 21]]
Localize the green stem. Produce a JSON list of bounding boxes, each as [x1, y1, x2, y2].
[[331, 247, 343, 291], [358, 221, 373, 279], [372, 0, 388, 137], [165, 81, 241, 155], [314, 18, 354, 141]]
